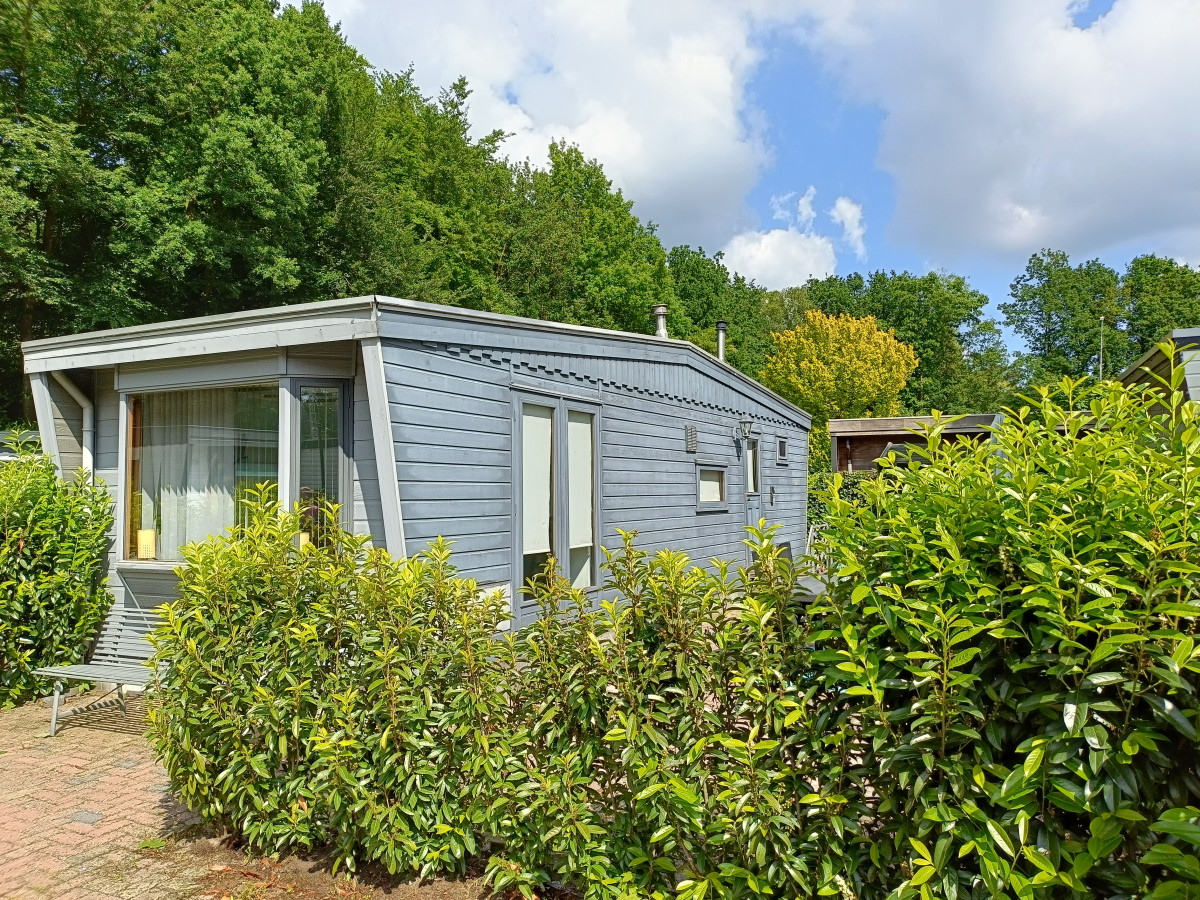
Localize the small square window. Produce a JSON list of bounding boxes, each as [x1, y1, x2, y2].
[[777, 438, 789, 465], [696, 463, 729, 512], [699, 468, 725, 502]]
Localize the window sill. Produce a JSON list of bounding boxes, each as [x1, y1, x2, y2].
[[115, 559, 182, 575], [696, 503, 729, 514]]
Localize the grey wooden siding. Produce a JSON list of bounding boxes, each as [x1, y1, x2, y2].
[[378, 310, 809, 624], [93, 373, 126, 606], [350, 350, 386, 541], [1178, 345, 1200, 400], [47, 373, 85, 477]]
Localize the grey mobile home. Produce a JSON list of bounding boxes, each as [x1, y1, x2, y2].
[[23, 297, 811, 627]]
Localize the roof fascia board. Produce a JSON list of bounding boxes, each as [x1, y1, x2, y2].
[[21, 292, 811, 427], [24, 298, 379, 373], [828, 414, 998, 436]]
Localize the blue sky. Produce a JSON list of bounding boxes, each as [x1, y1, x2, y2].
[[735, 0, 1128, 340], [321, 0, 1198, 351]]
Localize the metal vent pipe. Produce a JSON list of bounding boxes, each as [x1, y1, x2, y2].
[[652, 304, 668, 338], [716, 320, 728, 362]]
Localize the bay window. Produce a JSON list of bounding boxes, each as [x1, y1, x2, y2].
[[124, 379, 348, 562]]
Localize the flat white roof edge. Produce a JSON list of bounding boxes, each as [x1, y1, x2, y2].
[[21, 295, 813, 427]]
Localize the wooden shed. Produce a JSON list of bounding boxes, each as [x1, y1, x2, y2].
[[1119, 331, 1200, 397], [23, 297, 812, 628], [827, 414, 1001, 473]]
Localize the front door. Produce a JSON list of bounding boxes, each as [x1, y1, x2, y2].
[[745, 437, 762, 534]]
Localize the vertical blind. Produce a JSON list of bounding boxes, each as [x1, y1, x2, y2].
[[298, 385, 341, 506]]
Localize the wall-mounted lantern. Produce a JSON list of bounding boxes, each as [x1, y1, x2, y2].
[[738, 416, 754, 440]]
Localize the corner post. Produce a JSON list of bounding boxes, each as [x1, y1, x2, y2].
[[360, 336, 406, 556]]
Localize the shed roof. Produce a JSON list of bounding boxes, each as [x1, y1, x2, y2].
[[828, 413, 1001, 437], [22, 295, 811, 427], [1118, 329, 1200, 386]]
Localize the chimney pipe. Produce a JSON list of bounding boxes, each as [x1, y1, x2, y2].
[[652, 304, 668, 338], [716, 320, 728, 362]]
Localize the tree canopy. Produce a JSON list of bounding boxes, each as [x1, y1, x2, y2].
[[0, 0, 670, 420], [1001, 249, 1200, 384], [760, 310, 918, 470], [760, 309, 918, 427], [5, 0, 1200, 435], [769, 270, 1012, 415]]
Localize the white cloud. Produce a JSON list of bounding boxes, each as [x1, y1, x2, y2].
[[829, 196, 866, 260], [726, 185, 861, 286], [318, 0, 802, 249], [722, 228, 837, 288], [792, 0, 1200, 259], [769, 185, 817, 230], [770, 191, 795, 223]]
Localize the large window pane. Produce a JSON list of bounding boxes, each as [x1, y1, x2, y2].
[[298, 385, 342, 546], [522, 404, 554, 583], [128, 384, 278, 561], [567, 410, 595, 589], [747, 439, 760, 494]]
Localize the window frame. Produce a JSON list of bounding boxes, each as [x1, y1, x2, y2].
[[283, 377, 354, 528], [776, 436, 789, 466], [117, 375, 353, 566], [695, 461, 730, 513], [511, 390, 603, 601]]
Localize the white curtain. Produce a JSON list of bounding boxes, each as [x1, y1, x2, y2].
[[135, 386, 276, 560]]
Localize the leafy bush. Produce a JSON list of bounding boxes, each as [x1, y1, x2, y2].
[[147, 489, 504, 875], [0, 435, 114, 706], [807, 468, 874, 528], [810, 354, 1200, 898], [151, 353, 1200, 899], [149, 491, 815, 896]]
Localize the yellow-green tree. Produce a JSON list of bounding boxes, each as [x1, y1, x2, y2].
[[761, 309, 918, 470]]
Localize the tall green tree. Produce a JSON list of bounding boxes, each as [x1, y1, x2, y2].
[[501, 142, 672, 334], [0, 0, 151, 418], [311, 69, 513, 311], [0, 0, 680, 420], [1123, 254, 1200, 358], [667, 245, 770, 376], [1002, 249, 1127, 384]]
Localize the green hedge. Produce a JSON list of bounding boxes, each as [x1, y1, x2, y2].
[[0, 436, 114, 706], [149, 493, 810, 896], [813, 354, 1200, 898], [150, 352, 1200, 898], [807, 468, 874, 528]]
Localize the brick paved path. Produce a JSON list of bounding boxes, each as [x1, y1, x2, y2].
[[0, 690, 204, 900]]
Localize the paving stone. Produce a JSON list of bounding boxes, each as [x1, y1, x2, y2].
[[0, 691, 200, 900]]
